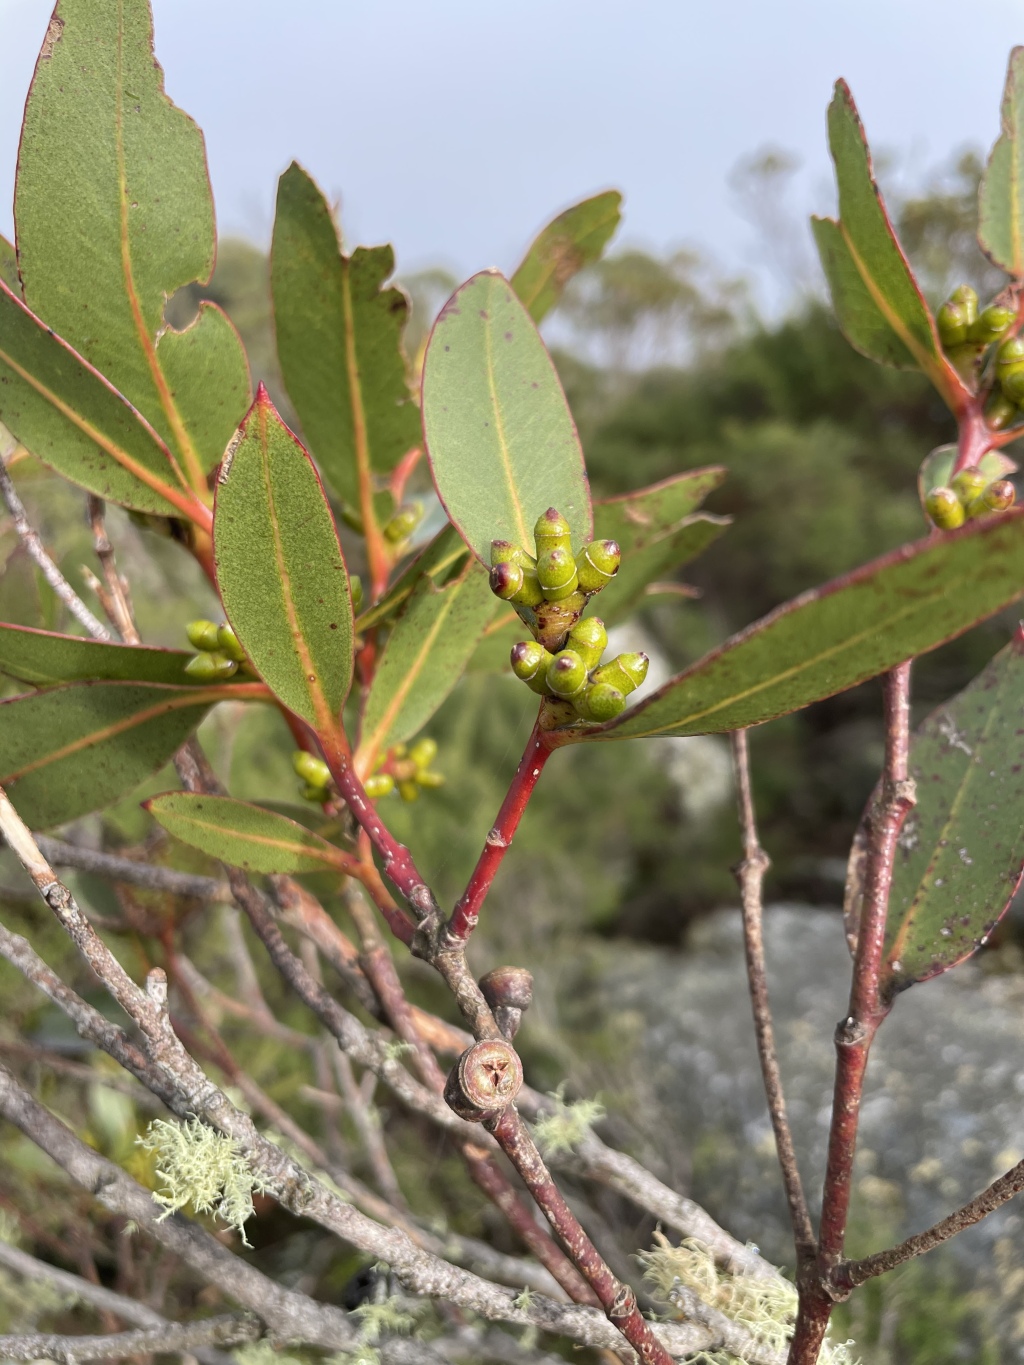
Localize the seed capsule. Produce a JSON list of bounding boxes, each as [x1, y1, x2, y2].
[[184, 651, 237, 681], [364, 772, 395, 799], [937, 300, 968, 348], [536, 548, 579, 601], [577, 681, 626, 722], [575, 539, 621, 593], [924, 486, 966, 530], [592, 651, 649, 696], [948, 284, 978, 327], [950, 466, 988, 506], [490, 561, 524, 601], [967, 479, 1016, 518], [970, 304, 1015, 345], [217, 623, 247, 663], [568, 616, 608, 671], [293, 750, 332, 787], [383, 502, 423, 544], [985, 392, 1018, 431], [546, 649, 588, 699], [533, 507, 573, 557], [186, 619, 221, 652], [444, 1039, 523, 1121], [511, 641, 555, 694]]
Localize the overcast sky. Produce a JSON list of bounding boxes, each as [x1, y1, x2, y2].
[[0, 0, 1021, 306]]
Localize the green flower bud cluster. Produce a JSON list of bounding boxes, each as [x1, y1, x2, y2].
[[489, 509, 621, 613], [364, 737, 445, 804], [937, 284, 1016, 378], [510, 615, 648, 722], [924, 465, 1017, 530], [183, 620, 250, 681], [293, 749, 335, 804], [382, 502, 424, 545]]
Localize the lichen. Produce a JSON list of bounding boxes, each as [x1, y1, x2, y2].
[[137, 1117, 265, 1244], [533, 1083, 605, 1156]]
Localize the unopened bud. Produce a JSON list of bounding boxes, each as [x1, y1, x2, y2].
[[996, 337, 1024, 401], [444, 1039, 523, 1121], [490, 561, 524, 600], [491, 540, 536, 571], [592, 651, 649, 696], [970, 304, 1015, 345], [364, 773, 395, 799], [937, 300, 969, 348], [398, 779, 420, 803], [924, 486, 966, 530], [184, 651, 237, 681], [217, 623, 247, 663], [536, 548, 579, 601], [511, 641, 555, 694], [415, 768, 445, 788], [383, 502, 424, 543], [985, 391, 1018, 431], [568, 616, 608, 671], [949, 284, 978, 327], [546, 649, 587, 699], [409, 736, 438, 769], [511, 564, 545, 608], [293, 750, 332, 787], [577, 680, 627, 722], [186, 619, 221, 652], [302, 783, 330, 803], [950, 466, 988, 506], [1003, 368, 1024, 405], [575, 539, 621, 593], [350, 574, 364, 611], [967, 479, 1016, 518], [533, 507, 573, 557]]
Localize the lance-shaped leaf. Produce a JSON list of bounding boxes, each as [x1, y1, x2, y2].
[[596, 514, 729, 625], [511, 191, 622, 324], [979, 48, 1024, 277], [358, 563, 496, 772], [0, 235, 17, 291], [214, 387, 354, 734], [0, 681, 227, 828], [0, 623, 196, 687], [355, 524, 469, 633], [0, 280, 201, 519], [812, 82, 965, 412], [592, 467, 726, 552], [147, 792, 352, 875], [583, 509, 1024, 741], [422, 270, 592, 563], [845, 634, 1024, 997], [271, 162, 419, 514], [14, 0, 250, 490]]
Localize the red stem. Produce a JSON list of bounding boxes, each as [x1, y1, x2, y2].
[[449, 722, 553, 942]]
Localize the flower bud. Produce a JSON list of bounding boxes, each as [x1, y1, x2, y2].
[[511, 641, 555, 694], [592, 651, 649, 696], [970, 304, 1015, 345], [217, 623, 247, 663], [398, 779, 420, 803], [967, 479, 1016, 518], [567, 616, 608, 671], [924, 486, 966, 530], [1003, 367, 1024, 405], [985, 391, 1018, 431], [186, 619, 221, 652], [184, 651, 238, 681], [364, 772, 395, 799], [533, 507, 573, 557], [409, 737, 438, 769], [950, 466, 988, 506], [491, 539, 536, 570], [536, 548, 579, 601], [415, 768, 445, 788], [350, 574, 364, 611], [575, 539, 621, 593], [511, 564, 545, 608], [996, 336, 1024, 400], [490, 561, 524, 601], [546, 649, 588, 699], [293, 750, 332, 787], [948, 284, 978, 326], [937, 300, 968, 348], [577, 680, 627, 723], [301, 783, 330, 803], [383, 502, 424, 544]]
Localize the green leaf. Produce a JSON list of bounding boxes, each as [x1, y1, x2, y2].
[[812, 82, 964, 411], [14, 0, 250, 492], [214, 387, 354, 734], [358, 563, 496, 770], [917, 443, 1017, 504], [592, 467, 725, 553], [146, 792, 350, 874], [0, 281, 201, 518], [979, 48, 1024, 277], [0, 681, 219, 827], [595, 514, 729, 625], [422, 270, 592, 563], [0, 623, 196, 687], [511, 191, 622, 324], [355, 524, 469, 633], [271, 162, 420, 513], [0, 235, 17, 292], [587, 509, 1024, 741]]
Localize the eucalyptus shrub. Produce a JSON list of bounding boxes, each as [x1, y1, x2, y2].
[[1, 5, 1024, 1364]]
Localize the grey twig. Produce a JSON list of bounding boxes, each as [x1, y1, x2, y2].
[[34, 836, 231, 902], [85, 495, 139, 643], [0, 1313, 260, 1363]]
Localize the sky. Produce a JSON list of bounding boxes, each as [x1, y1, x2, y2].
[[0, 0, 1021, 308]]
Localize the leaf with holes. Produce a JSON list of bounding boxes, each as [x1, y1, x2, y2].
[[511, 191, 622, 323], [0, 623, 196, 687], [14, 0, 250, 494], [845, 635, 1024, 997], [0, 281, 203, 519], [358, 563, 496, 772], [0, 681, 237, 828], [271, 162, 420, 517], [146, 792, 352, 875], [812, 82, 965, 412], [214, 387, 354, 734], [979, 48, 1024, 277], [422, 270, 592, 563], [580, 509, 1024, 741]]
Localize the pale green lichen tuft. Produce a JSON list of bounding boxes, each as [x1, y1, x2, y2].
[[641, 1233, 859, 1365], [138, 1117, 265, 1244], [533, 1083, 605, 1156]]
